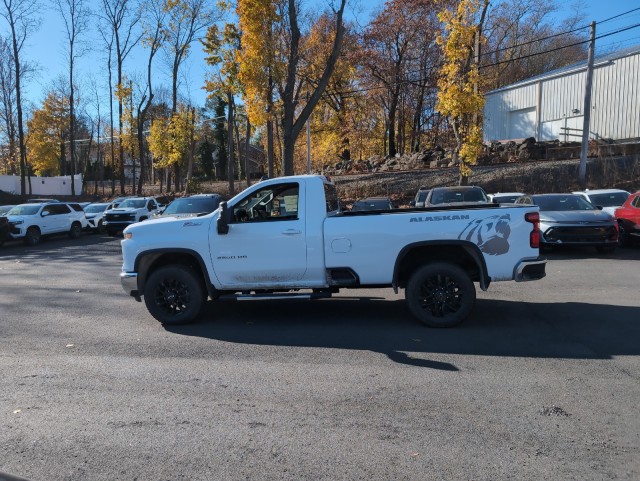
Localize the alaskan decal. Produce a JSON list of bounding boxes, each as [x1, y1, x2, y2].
[[410, 214, 470, 222], [458, 214, 511, 255]]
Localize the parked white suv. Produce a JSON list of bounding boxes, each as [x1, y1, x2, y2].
[[4, 202, 88, 245], [103, 197, 159, 236], [572, 189, 630, 216]]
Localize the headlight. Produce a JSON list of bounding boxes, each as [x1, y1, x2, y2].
[[13, 220, 23, 225], [124, 232, 133, 240]]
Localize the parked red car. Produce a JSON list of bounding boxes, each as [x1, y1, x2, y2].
[[614, 191, 640, 246]]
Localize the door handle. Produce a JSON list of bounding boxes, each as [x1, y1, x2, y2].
[[282, 229, 302, 235]]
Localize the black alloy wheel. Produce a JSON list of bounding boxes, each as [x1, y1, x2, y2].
[[144, 265, 205, 325], [405, 262, 476, 328]]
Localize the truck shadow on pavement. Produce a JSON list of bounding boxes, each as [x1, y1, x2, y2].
[[166, 297, 640, 371]]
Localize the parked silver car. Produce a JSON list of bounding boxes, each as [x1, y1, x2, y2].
[[515, 194, 618, 253]]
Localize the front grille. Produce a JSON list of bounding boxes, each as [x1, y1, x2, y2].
[[106, 213, 135, 222], [545, 225, 617, 243]]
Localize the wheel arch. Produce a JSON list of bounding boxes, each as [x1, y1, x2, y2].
[[135, 249, 215, 298], [393, 241, 490, 291]]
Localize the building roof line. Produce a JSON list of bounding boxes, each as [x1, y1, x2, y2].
[[485, 44, 640, 95]]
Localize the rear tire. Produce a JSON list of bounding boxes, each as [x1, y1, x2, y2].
[[144, 265, 205, 325], [69, 222, 82, 239], [405, 262, 476, 328], [24, 226, 41, 246]]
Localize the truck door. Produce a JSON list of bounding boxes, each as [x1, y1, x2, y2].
[[211, 181, 307, 287]]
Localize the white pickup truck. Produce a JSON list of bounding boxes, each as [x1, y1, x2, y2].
[[120, 175, 546, 327]]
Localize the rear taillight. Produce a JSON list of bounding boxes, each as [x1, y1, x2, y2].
[[525, 211, 540, 249]]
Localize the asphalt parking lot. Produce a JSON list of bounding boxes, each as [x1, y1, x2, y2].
[[1, 234, 639, 480]]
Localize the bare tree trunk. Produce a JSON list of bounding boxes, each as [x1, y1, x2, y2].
[[280, 0, 346, 175]]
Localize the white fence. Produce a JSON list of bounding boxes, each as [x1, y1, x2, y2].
[[0, 174, 83, 196]]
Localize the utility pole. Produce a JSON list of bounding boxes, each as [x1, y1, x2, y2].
[[306, 93, 311, 174], [227, 92, 235, 196], [579, 21, 596, 187]]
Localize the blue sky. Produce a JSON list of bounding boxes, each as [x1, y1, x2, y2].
[[7, 0, 640, 117]]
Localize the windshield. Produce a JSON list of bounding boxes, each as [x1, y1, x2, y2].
[[163, 197, 220, 215], [84, 204, 109, 213], [493, 194, 522, 203], [417, 191, 430, 202], [8, 204, 41, 215], [588, 192, 629, 207], [430, 188, 488, 204], [118, 199, 146, 209], [534, 195, 596, 211]]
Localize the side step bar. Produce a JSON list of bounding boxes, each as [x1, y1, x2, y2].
[[219, 290, 333, 301]]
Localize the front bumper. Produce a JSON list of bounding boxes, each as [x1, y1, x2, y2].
[[120, 272, 140, 299], [514, 257, 546, 282], [541, 224, 618, 246]]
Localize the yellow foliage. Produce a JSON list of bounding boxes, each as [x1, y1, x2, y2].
[[27, 92, 70, 176], [148, 107, 198, 169], [436, 0, 487, 178]]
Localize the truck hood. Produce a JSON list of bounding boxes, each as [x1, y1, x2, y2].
[[107, 208, 140, 215], [124, 213, 215, 234], [539, 210, 614, 223]]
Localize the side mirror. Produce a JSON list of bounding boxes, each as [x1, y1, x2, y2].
[[217, 201, 230, 235], [41, 211, 50, 217], [596, 205, 603, 210], [409, 200, 415, 207]]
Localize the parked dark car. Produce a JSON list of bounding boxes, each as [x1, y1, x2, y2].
[[410, 188, 431, 208], [351, 197, 394, 211], [0, 215, 9, 246], [153, 194, 223, 219], [515, 193, 618, 253], [425, 186, 489, 206]]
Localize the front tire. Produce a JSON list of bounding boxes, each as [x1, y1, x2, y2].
[[405, 262, 476, 328], [97, 220, 106, 234], [144, 265, 205, 325], [618, 222, 628, 247], [24, 226, 41, 246]]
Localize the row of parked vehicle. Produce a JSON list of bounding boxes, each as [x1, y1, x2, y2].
[[0, 193, 224, 247], [353, 186, 639, 252], [3, 184, 639, 252]]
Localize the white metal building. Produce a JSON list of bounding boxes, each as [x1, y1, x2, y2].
[[483, 46, 640, 143]]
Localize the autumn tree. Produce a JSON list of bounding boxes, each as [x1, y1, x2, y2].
[[52, 0, 91, 196], [203, 21, 242, 195], [359, 0, 440, 158], [160, 0, 217, 191], [0, 36, 16, 175], [278, 0, 347, 176], [100, 0, 142, 194], [0, 0, 40, 194], [236, 0, 280, 177], [27, 91, 70, 176], [133, 0, 166, 195], [148, 104, 198, 190], [436, 0, 489, 185]]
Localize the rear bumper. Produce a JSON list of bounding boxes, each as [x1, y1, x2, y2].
[[514, 257, 546, 282]]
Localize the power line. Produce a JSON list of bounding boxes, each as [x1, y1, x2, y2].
[[480, 6, 640, 60], [479, 22, 640, 70]]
